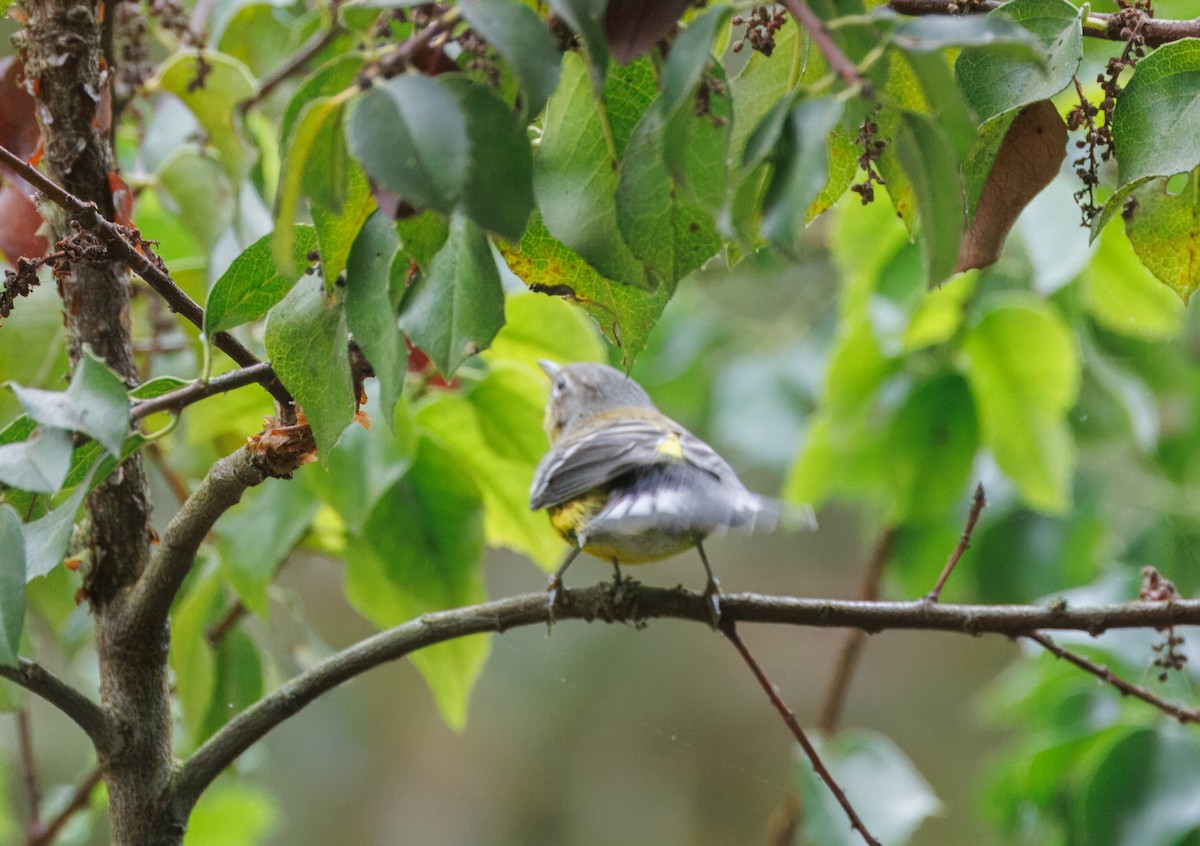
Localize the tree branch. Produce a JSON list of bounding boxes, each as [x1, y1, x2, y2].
[[126, 446, 268, 635], [888, 0, 1200, 47], [927, 482, 986, 603], [130, 363, 275, 422], [26, 768, 102, 846], [0, 661, 108, 750], [0, 143, 292, 410], [240, 20, 345, 114], [169, 584, 1200, 817], [781, 0, 874, 95]]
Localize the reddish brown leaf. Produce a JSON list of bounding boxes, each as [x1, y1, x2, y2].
[[956, 100, 1067, 273], [604, 0, 691, 63], [0, 182, 48, 264], [0, 58, 40, 161]]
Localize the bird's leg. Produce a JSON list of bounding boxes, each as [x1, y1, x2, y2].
[[696, 541, 722, 628], [610, 558, 628, 604], [547, 547, 581, 621], [611, 559, 623, 587]]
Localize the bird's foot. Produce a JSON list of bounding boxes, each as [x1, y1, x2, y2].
[[702, 576, 722, 630]]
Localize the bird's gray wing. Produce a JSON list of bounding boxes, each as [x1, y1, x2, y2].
[[530, 418, 729, 510]]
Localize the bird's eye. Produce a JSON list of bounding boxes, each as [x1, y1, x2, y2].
[[554, 376, 568, 393]]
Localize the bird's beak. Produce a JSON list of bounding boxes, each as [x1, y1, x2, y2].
[[538, 359, 560, 379]]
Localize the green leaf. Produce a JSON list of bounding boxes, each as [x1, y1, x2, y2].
[[440, 78, 534, 241], [894, 111, 965, 285], [10, 348, 130, 457], [311, 160, 375, 284], [458, 0, 561, 121], [1085, 219, 1184, 337], [415, 365, 563, 568], [305, 395, 415, 534], [481, 291, 606, 371], [346, 74, 468, 215], [800, 729, 941, 846], [343, 436, 489, 730], [954, 0, 1082, 122], [198, 628, 264, 740], [184, 781, 279, 846], [1124, 167, 1200, 302], [345, 211, 404, 424], [499, 211, 672, 367], [398, 213, 505, 376], [281, 54, 365, 149], [273, 96, 350, 272], [264, 275, 355, 461], [154, 50, 258, 180], [884, 374, 979, 523], [156, 146, 235, 250], [0, 427, 72, 493], [961, 297, 1079, 513], [729, 17, 818, 164], [204, 225, 319, 336], [546, 0, 608, 91], [169, 562, 222, 746], [129, 376, 191, 399], [1112, 40, 1200, 189], [660, 5, 730, 113], [0, 506, 25, 665], [892, 14, 1044, 58], [761, 98, 844, 256], [215, 479, 319, 617], [21, 467, 95, 580], [535, 51, 651, 289]]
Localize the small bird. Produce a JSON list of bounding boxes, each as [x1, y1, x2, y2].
[[530, 360, 807, 623]]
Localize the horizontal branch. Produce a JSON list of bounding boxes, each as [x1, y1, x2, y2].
[[0, 660, 108, 751], [0, 143, 291, 409], [169, 583, 1200, 816], [130, 363, 275, 422], [888, 0, 1200, 47], [126, 446, 268, 636]]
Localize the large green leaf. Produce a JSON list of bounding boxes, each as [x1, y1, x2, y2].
[[154, 51, 258, 180], [1086, 218, 1184, 338], [1113, 40, 1200, 189], [1124, 167, 1200, 303], [954, 0, 1082, 122], [894, 111, 965, 285], [458, 0, 562, 121], [534, 52, 651, 289], [263, 275, 354, 462], [185, 781, 279, 846], [398, 213, 505, 376], [480, 291, 606, 371], [499, 211, 672, 367], [0, 506, 24, 665], [204, 226, 319, 336], [156, 145, 236, 250], [10, 348, 130, 457], [0, 427, 72, 493], [346, 74, 468, 215], [414, 365, 563, 568], [343, 436, 489, 729], [961, 297, 1079, 513], [168, 561, 222, 746], [345, 211, 404, 424], [311, 161, 375, 285], [547, 0, 609, 91]]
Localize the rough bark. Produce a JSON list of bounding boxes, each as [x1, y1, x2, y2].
[[13, 2, 175, 842]]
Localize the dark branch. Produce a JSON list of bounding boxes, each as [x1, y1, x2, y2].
[[927, 482, 986, 602], [241, 21, 345, 114], [0, 661, 108, 750], [1027, 632, 1200, 724], [127, 447, 268, 635], [169, 584, 1200, 816], [0, 143, 292, 410], [781, 0, 874, 95], [26, 768, 102, 846], [888, 0, 1200, 47], [724, 623, 880, 846], [131, 363, 275, 422]]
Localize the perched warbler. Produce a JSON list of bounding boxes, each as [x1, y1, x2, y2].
[[530, 360, 809, 622]]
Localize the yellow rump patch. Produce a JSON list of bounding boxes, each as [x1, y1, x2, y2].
[[655, 431, 684, 460]]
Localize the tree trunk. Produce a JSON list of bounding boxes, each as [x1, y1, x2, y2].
[[13, 2, 176, 842]]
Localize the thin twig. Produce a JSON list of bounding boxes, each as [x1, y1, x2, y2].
[[17, 709, 41, 830], [723, 622, 880, 846], [889, 0, 1199, 47], [0, 143, 292, 410], [0, 662, 108, 751], [240, 21, 345, 114], [26, 768, 102, 846], [206, 601, 248, 646], [927, 482, 986, 603], [1026, 632, 1200, 724], [131, 362, 275, 421], [377, 7, 463, 78], [780, 0, 874, 96], [817, 526, 899, 733], [167, 584, 1200, 821]]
